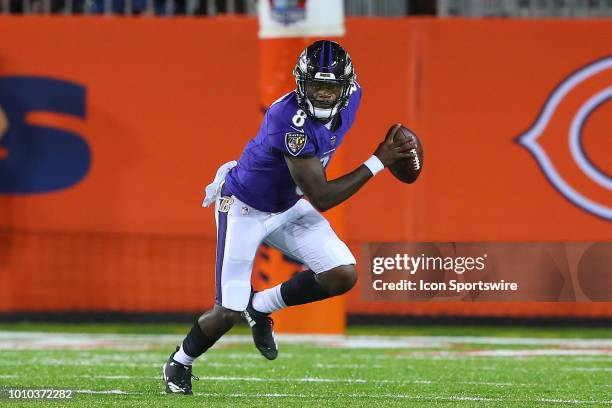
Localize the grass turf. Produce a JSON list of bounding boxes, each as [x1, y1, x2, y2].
[[0, 325, 610, 407]]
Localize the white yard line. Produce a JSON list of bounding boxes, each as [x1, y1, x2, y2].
[[567, 356, 612, 362], [537, 398, 612, 405], [75, 389, 130, 395], [562, 367, 612, 372], [89, 375, 156, 380], [1, 331, 611, 350], [392, 349, 612, 359], [462, 349, 612, 357], [458, 380, 517, 386]]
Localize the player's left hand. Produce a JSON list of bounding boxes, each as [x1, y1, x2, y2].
[[373, 124, 415, 167]]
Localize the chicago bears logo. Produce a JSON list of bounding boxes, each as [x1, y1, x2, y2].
[[285, 132, 307, 156], [0, 76, 90, 194], [515, 56, 612, 221]]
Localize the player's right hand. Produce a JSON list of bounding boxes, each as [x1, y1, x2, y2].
[[373, 123, 416, 167]]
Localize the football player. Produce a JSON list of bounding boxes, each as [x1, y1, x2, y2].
[[163, 40, 417, 394]]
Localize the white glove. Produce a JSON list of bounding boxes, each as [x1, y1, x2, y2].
[[202, 160, 237, 208]]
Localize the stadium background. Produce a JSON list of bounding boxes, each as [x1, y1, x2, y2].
[[0, 0, 611, 334], [0, 2, 610, 406]]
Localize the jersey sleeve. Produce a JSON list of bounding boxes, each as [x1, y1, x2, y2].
[[266, 105, 317, 158]]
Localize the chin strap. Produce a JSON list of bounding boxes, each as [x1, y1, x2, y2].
[[305, 98, 340, 120], [313, 106, 338, 119]]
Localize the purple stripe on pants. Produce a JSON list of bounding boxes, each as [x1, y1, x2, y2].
[[215, 204, 229, 305]]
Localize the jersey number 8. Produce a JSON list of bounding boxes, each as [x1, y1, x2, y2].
[[292, 109, 307, 127]]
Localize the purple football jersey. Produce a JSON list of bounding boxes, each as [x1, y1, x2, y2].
[[224, 83, 362, 213]]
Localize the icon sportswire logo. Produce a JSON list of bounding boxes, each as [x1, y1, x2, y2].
[[515, 56, 612, 221]]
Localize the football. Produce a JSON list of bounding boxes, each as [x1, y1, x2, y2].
[[389, 125, 423, 183]]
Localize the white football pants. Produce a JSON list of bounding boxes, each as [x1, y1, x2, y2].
[[213, 188, 356, 312]]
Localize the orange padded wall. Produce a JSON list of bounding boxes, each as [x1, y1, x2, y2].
[[0, 17, 610, 319]]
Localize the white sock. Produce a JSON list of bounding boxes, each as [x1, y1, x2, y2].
[[252, 284, 287, 313], [173, 345, 196, 366]]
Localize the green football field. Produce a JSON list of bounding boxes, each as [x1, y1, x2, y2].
[[0, 324, 610, 407]]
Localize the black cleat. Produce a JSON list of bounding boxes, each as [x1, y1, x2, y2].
[[243, 293, 278, 360], [162, 347, 198, 395]]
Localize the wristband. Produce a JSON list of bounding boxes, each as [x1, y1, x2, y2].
[[363, 155, 385, 176]]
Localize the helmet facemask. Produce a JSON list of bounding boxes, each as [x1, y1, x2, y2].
[[300, 79, 348, 121]]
